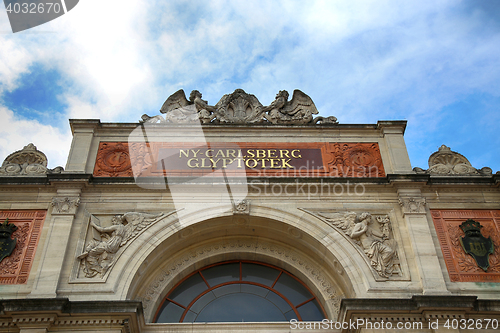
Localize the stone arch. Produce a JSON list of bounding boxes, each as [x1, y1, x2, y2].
[[112, 204, 373, 322]]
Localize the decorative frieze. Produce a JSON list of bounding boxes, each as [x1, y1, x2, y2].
[[0, 210, 46, 284]]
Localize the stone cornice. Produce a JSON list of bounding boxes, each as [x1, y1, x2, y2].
[[0, 299, 142, 332], [0, 173, 498, 188], [339, 296, 500, 322]]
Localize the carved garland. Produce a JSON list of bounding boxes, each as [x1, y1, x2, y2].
[[138, 240, 342, 320]]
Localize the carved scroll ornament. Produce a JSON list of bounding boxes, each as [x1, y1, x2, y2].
[[0, 143, 63, 176], [413, 145, 492, 176], [140, 89, 338, 125]]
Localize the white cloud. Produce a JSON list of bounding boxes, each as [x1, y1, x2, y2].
[[0, 0, 499, 170], [0, 106, 71, 168]]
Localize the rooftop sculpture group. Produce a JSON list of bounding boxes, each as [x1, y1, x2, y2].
[[141, 89, 338, 125]]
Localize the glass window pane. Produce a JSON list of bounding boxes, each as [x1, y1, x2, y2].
[[297, 299, 324, 321], [195, 293, 286, 322], [168, 273, 208, 307], [266, 290, 292, 313], [156, 301, 184, 323], [241, 263, 280, 286], [241, 284, 269, 297], [202, 263, 239, 287], [273, 273, 312, 306], [183, 310, 197, 323], [189, 291, 216, 314], [284, 309, 298, 321], [212, 283, 240, 297]]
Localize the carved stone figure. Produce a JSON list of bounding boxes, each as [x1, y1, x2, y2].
[[0, 143, 64, 176], [413, 145, 492, 176], [141, 89, 338, 125], [313, 115, 339, 125], [141, 89, 217, 124], [317, 211, 397, 278], [214, 89, 265, 124], [78, 212, 166, 278], [262, 90, 319, 125], [140, 114, 166, 124]]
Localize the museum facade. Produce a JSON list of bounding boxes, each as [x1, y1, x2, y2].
[[1, 89, 499, 332]]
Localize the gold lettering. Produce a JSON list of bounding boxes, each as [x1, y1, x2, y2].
[[179, 150, 189, 158], [279, 150, 290, 158], [215, 150, 225, 158], [187, 158, 199, 168], [247, 149, 255, 158], [281, 159, 293, 168], [191, 149, 201, 158], [200, 158, 210, 168], [226, 149, 236, 158], [268, 149, 277, 158], [256, 149, 266, 158], [237, 158, 243, 168], [260, 158, 270, 168], [210, 158, 221, 168], [206, 149, 214, 157], [222, 158, 234, 168], [270, 159, 281, 168], [291, 149, 301, 158], [246, 159, 258, 168]]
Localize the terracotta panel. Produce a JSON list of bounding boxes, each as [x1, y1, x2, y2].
[[0, 210, 46, 284], [93, 142, 385, 178], [431, 210, 500, 282]]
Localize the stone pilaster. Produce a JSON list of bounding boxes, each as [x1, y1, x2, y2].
[[28, 189, 81, 298], [398, 189, 449, 294], [65, 119, 100, 173], [378, 121, 412, 173]]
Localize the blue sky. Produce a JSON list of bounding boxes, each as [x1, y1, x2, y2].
[[0, 0, 499, 172]]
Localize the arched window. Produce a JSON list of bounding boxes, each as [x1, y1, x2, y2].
[[155, 260, 326, 323]]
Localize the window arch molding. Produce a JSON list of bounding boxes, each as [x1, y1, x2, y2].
[[154, 260, 327, 323]]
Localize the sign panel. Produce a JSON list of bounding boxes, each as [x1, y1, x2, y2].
[[93, 142, 386, 178]]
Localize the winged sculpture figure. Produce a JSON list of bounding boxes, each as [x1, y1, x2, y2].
[[262, 90, 319, 125], [316, 211, 397, 278], [78, 212, 168, 278], [141, 89, 216, 124]]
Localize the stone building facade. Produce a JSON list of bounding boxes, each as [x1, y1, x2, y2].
[[0, 89, 499, 332]]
